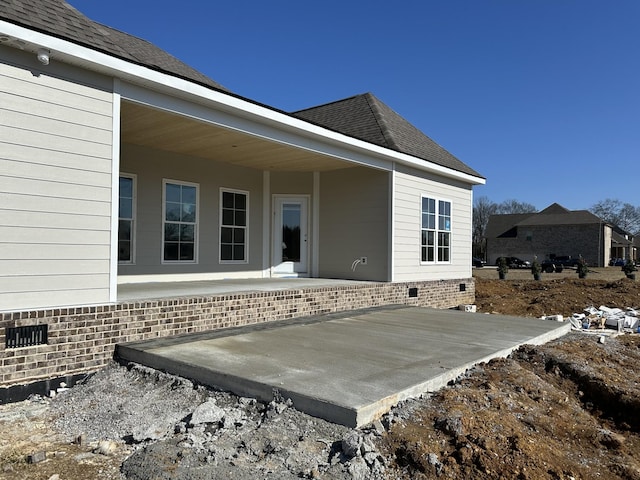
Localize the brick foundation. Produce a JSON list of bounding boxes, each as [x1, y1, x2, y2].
[[0, 279, 474, 396]]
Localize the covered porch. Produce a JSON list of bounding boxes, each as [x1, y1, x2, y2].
[[116, 97, 392, 289], [610, 230, 636, 265]]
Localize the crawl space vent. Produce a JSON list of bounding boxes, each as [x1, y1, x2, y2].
[[6, 325, 48, 348]]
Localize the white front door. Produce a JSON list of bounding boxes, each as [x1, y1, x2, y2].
[[273, 196, 308, 275]]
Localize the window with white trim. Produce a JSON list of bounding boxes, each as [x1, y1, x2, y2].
[[118, 174, 135, 263], [421, 196, 451, 263], [163, 180, 198, 262], [220, 189, 248, 263]]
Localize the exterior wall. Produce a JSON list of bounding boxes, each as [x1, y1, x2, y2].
[[318, 167, 389, 281], [487, 224, 606, 266], [0, 278, 475, 392], [393, 165, 473, 281], [270, 172, 313, 195], [0, 46, 114, 312], [119, 143, 264, 277]]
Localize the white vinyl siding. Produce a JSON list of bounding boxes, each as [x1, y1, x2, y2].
[[394, 165, 472, 281], [0, 48, 114, 311]]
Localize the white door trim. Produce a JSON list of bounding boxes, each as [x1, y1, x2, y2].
[[272, 195, 310, 276]]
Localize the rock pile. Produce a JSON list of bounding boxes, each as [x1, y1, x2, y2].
[[48, 362, 388, 479]]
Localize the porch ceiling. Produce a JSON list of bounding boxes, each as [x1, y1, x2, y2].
[[120, 101, 354, 172]]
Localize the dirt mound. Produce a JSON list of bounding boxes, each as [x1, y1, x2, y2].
[[475, 277, 640, 318], [380, 333, 640, 479], [377, 278, 640, 479]]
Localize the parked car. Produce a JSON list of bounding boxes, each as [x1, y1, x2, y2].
[[609, 258, 625, 267], [473, 257, 486, 268], [495, 257, 531, 269], [549, 256, 579, 267], [541, 259, 564, 273]]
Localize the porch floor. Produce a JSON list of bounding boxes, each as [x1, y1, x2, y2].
[[116, 305, 570, 427], [117, 278, 371, 302]]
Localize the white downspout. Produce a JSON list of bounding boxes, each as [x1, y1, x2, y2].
[[262, 171, 271, 277], [312, 172, 320, 277], [389, 165, 396, 282], [109, 79, 122, 302]]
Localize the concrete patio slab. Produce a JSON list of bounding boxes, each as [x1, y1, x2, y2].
[[116, 306, 570, 427]]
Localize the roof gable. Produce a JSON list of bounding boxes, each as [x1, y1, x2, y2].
[[538, 203, 570, 215], [0, 0, 228, 91], [485, 213, 534, 238], [292, 93, 483, 178], [486, 203, 605, 239]]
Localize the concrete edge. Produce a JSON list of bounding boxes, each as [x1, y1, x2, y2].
[[353, 321, 571, 426], [115, 344, 360, 427]]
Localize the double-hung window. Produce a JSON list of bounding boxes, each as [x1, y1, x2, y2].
[[421, 196, 451, 263], [118, 175, 135, 263], [220, 189, 248, 263], [163, 180, 198, 262]]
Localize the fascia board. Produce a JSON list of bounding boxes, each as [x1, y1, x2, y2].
[[0, 20, 486, 185]]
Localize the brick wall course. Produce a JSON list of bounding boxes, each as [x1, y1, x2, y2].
[[0, 279, 474, 393]]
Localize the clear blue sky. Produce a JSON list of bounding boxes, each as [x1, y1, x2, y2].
[[68, 0, 639, 212]]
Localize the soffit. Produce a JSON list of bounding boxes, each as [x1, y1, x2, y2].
[[120, 101, 354, 172]]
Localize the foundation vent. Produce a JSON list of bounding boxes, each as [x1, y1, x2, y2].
[[6, 325, 48, 348]]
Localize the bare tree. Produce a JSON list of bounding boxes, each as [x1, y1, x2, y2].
[[590, 199, 640, 234], [618, 204, 640, 234], [590, 198, 623, 224], [495, 199, 538, 215], [472, 198, 537, 259], [472, 196, 497, 258]]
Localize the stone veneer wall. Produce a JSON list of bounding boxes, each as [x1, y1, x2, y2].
[[0, 279, 474, 393]]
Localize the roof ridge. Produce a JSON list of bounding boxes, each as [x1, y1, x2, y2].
[[363, 93, 398, 150]]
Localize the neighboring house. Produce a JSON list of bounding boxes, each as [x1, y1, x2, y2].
[[0, 0, 485, 314], [611, 227, 637, 265], [486, 203, 635, 267]]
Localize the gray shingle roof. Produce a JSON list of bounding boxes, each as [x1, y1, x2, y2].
[[516, 209, 602, 227], [0, 0, 227, 90], [293, 93, 483, 178], [611, 230, 632, 246], [538, 203, 570, 215], [485, 213, 533, 238], [486, 203, 605, 239]]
